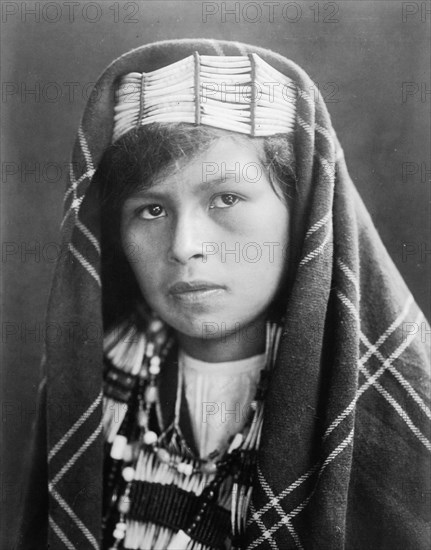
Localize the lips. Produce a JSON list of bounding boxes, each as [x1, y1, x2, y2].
[[168, 280, 226, 294]]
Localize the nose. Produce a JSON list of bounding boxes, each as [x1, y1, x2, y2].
[[168, 210, 207, 265]]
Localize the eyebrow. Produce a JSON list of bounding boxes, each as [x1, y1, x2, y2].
[[200, 174, 244, 186], [127, 173, 246, 199]]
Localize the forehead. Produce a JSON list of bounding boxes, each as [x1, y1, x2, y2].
[[152, 136, 264, 188]]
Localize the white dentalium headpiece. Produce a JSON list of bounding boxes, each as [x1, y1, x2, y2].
[[113, 53, 297, 142]]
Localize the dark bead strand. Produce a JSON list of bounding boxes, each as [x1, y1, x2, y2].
[[103, 385, 140, 529], [138, 481, 149, 519], [102, 387, 140, 519], [103, 360, 138, 403], [128, 481, 140, 519], [158, 480, 172, 521], [194, 502, 231, 548], [150, 483, 165, 520], [237, 450, 257, 487], [104, 444, 121, 493], [177, 488, 194, 529], [199, 508, 213, 542], [185, 463, 228, 539], [146, 483, 158, 522], [166, 486, 179, 525], [118, 393, 138, 440], [102, 432, 132, 530], [136, 480, 151, 520], [198, 454, 239, 545], [230, 454, 242, 483]]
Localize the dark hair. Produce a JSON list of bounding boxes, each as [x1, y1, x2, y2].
[[97, 123, 296, 328]]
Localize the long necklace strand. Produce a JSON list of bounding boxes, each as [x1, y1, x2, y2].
[[101, 318, 282, 550]]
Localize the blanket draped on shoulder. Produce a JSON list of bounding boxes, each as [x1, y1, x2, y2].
[[17, 39, 430, 550]]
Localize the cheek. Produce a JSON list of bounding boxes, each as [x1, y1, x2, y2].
[[121, 228, 162, 289], [235, 201, 289, 285], [238, 199, 289, 254], [236, 246, 286, 294], [266, 200, 289, 256]]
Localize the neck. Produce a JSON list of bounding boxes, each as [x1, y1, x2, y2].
[[175, 316, 267, 363]]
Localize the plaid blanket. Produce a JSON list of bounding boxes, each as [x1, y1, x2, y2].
[[18, 39, 430, 550]]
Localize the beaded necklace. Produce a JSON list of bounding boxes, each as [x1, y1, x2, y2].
[[101, 318, 282, 550]]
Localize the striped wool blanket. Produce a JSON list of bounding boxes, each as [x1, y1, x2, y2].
[[18, 39, 430, 549]]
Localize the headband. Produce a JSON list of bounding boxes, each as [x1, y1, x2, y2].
[[113, 52, 297, 142]]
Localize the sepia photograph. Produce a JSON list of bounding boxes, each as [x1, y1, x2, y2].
[[1, 1, 430, 549]]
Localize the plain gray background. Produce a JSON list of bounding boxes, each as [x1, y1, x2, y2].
[[1, 1, 430, 547]]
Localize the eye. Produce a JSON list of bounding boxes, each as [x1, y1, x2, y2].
[[210, 193, 241, 209], [137, 204, 166, 220]]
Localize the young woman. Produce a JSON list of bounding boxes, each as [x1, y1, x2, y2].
[[18, 39, 430, 550]]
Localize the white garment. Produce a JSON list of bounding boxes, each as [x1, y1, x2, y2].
[[179, 349, 266, 458]]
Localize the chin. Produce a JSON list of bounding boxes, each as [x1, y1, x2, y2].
[[165, 310, 265, 343], [165, 316, 226, 340]]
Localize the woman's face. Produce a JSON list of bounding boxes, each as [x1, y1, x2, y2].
[[121, 137, 290, 341]]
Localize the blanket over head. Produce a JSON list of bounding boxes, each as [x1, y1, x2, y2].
[[18, 39, 430, 550]]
